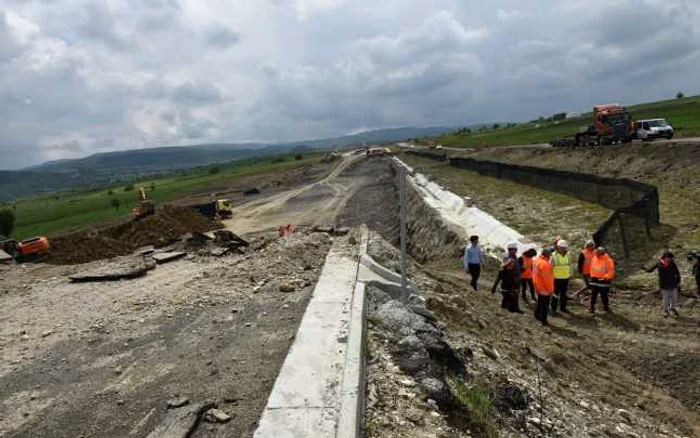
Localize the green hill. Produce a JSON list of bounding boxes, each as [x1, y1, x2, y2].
[[434, 95, 700, 148]]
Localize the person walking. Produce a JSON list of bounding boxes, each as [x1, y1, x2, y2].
[[551, 240, 573, 314], [464, 235, 485, 291], [589, 247, 615, 314], [491, 259, 524, 313], [645, 252, 681, 317], [533, 248, 555, 325], [574, 240, 596, 298], [518, 248, 537, 303]]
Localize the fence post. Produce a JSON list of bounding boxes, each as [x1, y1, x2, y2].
[[399, 166, 408, 304]]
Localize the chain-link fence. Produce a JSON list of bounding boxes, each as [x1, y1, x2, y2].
[[406, 150, 660, 260]]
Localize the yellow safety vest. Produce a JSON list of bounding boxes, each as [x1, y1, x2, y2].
[[552, 252, 572, 279]]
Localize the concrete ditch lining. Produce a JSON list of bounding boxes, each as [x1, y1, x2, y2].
[[391, 156, 541, 258]]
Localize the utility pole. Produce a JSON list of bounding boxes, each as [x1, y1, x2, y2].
[[399, 166, 408, 303]]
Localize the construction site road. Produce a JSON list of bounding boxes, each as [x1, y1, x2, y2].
[[223, 154, 366, 235]]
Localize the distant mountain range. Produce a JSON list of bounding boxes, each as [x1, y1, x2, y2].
[[0, 126, 454, 202]]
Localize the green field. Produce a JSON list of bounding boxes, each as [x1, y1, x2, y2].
[[434, 95, 700, 148], [6, 153, 323, 240]]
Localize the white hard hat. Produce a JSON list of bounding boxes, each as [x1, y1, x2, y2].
[[557, 240, 569, 249], [507, 242, 518, 250]]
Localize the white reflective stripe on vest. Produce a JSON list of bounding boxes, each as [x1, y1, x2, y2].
[[552, 252, 571, 279]]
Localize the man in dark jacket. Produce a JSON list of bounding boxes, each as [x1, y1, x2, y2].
[[491, 259, 523, 313], [645, 252, 681, 317]]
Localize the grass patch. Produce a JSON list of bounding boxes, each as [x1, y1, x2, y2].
[[433, 95, 700, 148], [446, 375, 499, 438], [10, 153, 324, 239]]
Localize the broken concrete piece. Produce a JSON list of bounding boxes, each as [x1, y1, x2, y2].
[[148, 402, 213, 438], [152, 252, 187, 264], [166, 397, 190, 409], [69, 258, 156, 283], [204, 408, 231, 423], [134, 245, 155, 255], [209, 247, 231, 257]]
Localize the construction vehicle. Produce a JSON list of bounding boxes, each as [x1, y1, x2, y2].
[[132, 186, 156, 220], [633, 118, 674, 140], [191, 199, 233, 220], [0, 236, 50, 262], [550, 104, 633, 147]]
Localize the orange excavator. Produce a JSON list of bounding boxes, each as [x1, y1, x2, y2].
[[1, 236, 50, 262], [131, 186, 156, 220]]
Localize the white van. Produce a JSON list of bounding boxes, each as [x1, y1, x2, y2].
[[634, 118, 674, 140]]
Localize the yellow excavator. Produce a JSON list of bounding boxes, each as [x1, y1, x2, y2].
[[132, 186, 156, 220]]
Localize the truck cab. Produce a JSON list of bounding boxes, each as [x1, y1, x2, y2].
[[592, 104, 632, 144], [634, 118, 674, 140]]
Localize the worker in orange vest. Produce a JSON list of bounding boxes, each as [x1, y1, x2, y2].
[[589, 247, 615, 314], [533, 247, 555, 325], [518, 248, 537, 303], [574, 240, 596, 297]]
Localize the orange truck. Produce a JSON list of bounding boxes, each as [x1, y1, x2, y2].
[[550, 104, 633, 147], [1, 236, 50, 262]]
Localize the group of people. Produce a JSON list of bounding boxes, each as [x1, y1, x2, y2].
[[464, 235, 617, 326], [464, 235, 700, 324]]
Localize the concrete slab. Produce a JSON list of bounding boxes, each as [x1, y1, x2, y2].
[[151, 251, 187, 264], [254, 407, 337, 438]]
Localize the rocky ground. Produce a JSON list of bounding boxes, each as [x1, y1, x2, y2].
[[363, 233, 700, 437], [0, 231, 332, 437], [360, 150, 700, 438]]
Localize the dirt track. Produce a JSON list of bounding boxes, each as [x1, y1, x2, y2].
[[224, 154, 370, 235]]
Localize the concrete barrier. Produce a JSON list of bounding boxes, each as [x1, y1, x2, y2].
[[255, 228, 370, 438]]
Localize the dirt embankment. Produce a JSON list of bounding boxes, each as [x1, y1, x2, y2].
[[47, 205, 219, 265]]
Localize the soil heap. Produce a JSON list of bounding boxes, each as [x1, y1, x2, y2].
[[47, 205, 219, 265]]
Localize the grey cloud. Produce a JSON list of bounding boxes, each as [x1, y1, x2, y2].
[[72, 3, 129, 51], [172, 82, 222, 105], [1, 0, 699, 169], [0, 12, 23, 62], [205, 25, 241, 48], [44, 140, 85, 153]]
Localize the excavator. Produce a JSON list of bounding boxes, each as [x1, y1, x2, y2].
[[1, 236, 50, 262], [132, 186, 156, 220]]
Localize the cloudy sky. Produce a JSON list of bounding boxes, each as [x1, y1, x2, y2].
[[1, 0, 699, 168]]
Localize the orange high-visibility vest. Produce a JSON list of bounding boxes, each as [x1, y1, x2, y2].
[[590, 254, 615, 280], [581, 249, 595, 275], [533, 255, 554, 295], [521, 255, 534, 279]]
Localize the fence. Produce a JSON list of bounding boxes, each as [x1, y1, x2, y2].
[[407, 150, 660, 259]]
